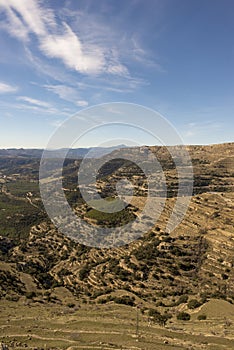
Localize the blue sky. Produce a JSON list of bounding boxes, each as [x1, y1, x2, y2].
[[0, 0, 233, 148]]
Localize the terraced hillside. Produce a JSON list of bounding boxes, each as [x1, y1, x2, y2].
[[0, 143, 233, 349], [1, 191, 233, 303]]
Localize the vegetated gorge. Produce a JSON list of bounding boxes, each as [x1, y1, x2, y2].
[[0, 142, 233, 350]]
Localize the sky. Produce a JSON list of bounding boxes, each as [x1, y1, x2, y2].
[[0, 0, 233, 148]]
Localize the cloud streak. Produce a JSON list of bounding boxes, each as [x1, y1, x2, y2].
[[0, 81, 18, 93], [12, 102, 69, 116], [43, 84, 89, 107], [182, 120, 222, 142], [0, 95, 69, 116], [17, 96, 51, 108]]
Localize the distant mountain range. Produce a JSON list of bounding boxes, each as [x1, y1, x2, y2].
[[0, 144, 127, 159]]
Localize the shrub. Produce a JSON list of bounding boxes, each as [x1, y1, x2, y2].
[[178, 262, 195, 271], [6, 294, 19, 302], [112, 295, 135, 306], [177, 312, 190, 321], [97, 298, 107, 304], [25, 291, 36, 299], [200, 292, 210, 303], [222, 273, 229, 280], [178, 294, 189, 304], [67, 302, 75, 308], [187, 299, 201, 309], [58, 268, 71, 277], [198, 314, 207, 320], [37, 272, 56, 289], [79, 265, 91, 280]]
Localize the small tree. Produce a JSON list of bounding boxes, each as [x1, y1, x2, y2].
[[177, 312, 190, 321], [188, 299, 201, 309], [148, 309, 170, 327]]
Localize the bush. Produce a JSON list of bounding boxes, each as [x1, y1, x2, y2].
[[222, 273, 229, 280], [198, 314, 207, 320], [177, 312, 190, 321], [178, 294, 189, 304], [188, 299, 201, 309], [67, 302, 75, 308], [37, 272, 56, 289], [6, 294, 19, 302], [178, 262, 195, 271], [112, 295, 135, 306], [79, 265, 91, 280], [25, 291, 36, 299]]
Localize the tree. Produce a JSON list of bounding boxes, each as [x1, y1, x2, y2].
[[148, 309, 170, 327], [177, 312, 190, 321]]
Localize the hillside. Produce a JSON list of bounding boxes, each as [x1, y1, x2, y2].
[[0, 143, 233, 349]]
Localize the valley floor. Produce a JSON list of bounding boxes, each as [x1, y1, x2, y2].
[[1, 298, 234, 350]]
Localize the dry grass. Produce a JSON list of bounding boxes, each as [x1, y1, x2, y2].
[[0, 298, 234, 350]]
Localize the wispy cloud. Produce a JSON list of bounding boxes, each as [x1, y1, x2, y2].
[[181, 120, 222, 142], [0, 0, 131, 77], [76, 100, 89, 107], [13, 102, 69, 116], [131, 37, 165, 72], [39, 23, 106, 75], [0, 0, 162, 87], [50, 119, 64, 128], [0, 96, 69, 117], [43, 84, 89, 107], [25, 48, 74, 84], [0, 0, 166, 116], [17, 96, 51, 108], [0, 81, 18, 94], [0, 0, 55, 40]]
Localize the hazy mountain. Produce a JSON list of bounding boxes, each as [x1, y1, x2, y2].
[[0, 144, 127, 159]]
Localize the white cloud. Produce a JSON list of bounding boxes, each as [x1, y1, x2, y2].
[[0, 81, 18, 93], [25, 48, 74, 84], [13, 102, 69, 116], [0, 0, 163, 101], [50, 119, 64, 128], [17, 96, 51, 108], [44, 84, 88, 107], [40, 23, 105, 75], [131, 37, 164, 71], [0, 0, 159, 82], [0, 0, 55, 40], [0, 0, 129, 77], [76, 100, 89, 107], [106, 63, 129, 76], [1, 6, 29, 41], [43, 84, 74, 100], [0, 95, 70, 116], [182, 120, 222, 143]]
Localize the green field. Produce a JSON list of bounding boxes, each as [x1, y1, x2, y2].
[[6, 181, 39, 197], [84, 198, 136, 226], [0, 179, 44, 239]]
